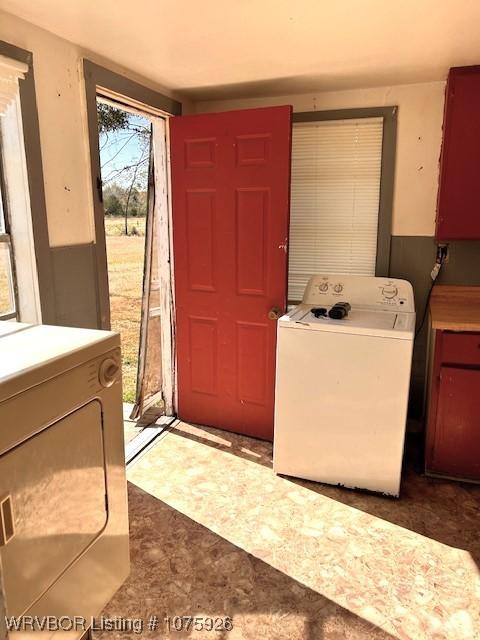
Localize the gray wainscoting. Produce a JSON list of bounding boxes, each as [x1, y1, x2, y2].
[[50, 243, 100, 329], [389, 236, 480, 418]]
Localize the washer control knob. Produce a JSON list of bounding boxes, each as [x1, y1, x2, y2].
[[333, 283, 343, 293], [382, 285, 398, 299], [319, 282, 329, 292], [99, 358, 120, 388]]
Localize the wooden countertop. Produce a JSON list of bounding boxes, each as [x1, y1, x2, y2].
[[430, 285, 480, 331]]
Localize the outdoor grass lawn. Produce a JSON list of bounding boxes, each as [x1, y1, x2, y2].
[[105, 216, 146, 402]]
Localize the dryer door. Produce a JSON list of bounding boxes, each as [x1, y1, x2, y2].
[[0, 399, 107, 615]]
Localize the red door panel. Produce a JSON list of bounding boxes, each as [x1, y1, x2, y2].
[[431, 366, 480, 479], [170, 106, 292, 440]]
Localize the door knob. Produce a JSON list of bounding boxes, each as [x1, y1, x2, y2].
[[99, 358, 120, 388], [268, 306, 282, 320]]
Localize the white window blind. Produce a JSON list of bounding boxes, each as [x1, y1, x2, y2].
[[289, 117, 384, 301], [0, 54, 28, 116]]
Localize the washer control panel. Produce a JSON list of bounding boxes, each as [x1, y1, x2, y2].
[[302, 274, 414, 312]]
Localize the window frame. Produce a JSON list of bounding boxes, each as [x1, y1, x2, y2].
[[0, 142, 19, 320], [0, 40, 54, 324], [291, 107, 397, 285]]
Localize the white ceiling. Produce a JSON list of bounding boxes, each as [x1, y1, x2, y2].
[[2, 0, 480, 100]]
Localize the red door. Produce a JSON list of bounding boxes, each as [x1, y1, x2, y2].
[[170, 106, 292, 440]]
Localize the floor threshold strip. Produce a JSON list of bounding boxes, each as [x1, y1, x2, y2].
[[125, 416, 178, 467]]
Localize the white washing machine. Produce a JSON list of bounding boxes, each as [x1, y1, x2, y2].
[[273, 274, 415, 497]]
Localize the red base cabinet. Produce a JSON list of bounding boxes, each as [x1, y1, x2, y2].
[[426, 331, 480, 481], [436, 66, 480, 240]]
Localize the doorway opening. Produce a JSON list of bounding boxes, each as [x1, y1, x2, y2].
[[84, 62, 180, 458], [94, 94, 175, 454], [96, 96, 172, 447], [97, 99, 151, 415]]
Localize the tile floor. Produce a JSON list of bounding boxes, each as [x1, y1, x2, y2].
[[99, 421, 480, 640]]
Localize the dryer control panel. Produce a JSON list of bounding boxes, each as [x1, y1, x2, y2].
[[302, 274, 415, 312]]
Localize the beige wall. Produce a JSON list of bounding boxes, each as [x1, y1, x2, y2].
[[0, 10, 186, 248], [0, 12, 446, 244], [194, 81, 446, 237]]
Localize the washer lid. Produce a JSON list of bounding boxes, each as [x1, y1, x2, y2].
[[280, 305, 415, 339]]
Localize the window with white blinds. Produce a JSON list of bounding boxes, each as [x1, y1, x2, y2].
[[289, 117, 384, 301]]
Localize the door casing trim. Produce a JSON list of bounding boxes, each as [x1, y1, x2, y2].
[[82, 59, 181, 330]]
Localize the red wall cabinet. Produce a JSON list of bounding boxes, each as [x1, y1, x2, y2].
[[426, 331, 480, 481], [436, 66, 480, 240]]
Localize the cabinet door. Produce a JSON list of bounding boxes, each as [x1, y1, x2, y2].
[[430, 366, 480, 479], [436, 66, 480, 240]]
